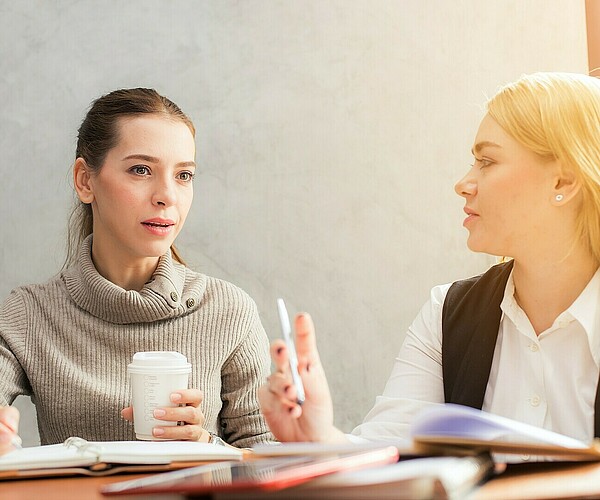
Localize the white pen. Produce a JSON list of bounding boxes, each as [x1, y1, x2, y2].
[[0, 421, 22, 450], [277, 298, 306, 405]]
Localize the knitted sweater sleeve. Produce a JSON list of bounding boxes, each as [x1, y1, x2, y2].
[[219, 300, 274, 447], [0, 290, 33, 406]]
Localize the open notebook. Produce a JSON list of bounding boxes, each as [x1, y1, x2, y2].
[[0, 437, 242, 479], [253, 404, 600, 462], [410, 404, 600, 460]]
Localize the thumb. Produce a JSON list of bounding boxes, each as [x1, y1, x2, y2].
[[121, 407, 134, 422]]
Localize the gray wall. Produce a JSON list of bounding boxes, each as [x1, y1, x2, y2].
[[0, 1, 588, 446]]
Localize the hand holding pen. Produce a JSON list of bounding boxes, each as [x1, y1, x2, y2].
[[0, 406, 22, 455], [258, 301, 347, 444]]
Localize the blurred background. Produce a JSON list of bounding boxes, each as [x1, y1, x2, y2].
[[0, 0, 590, 445]]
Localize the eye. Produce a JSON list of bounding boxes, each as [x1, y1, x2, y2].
[[473, 157, 493, 169], [177, 171, 195, 182], [129, 165, 150, 176]]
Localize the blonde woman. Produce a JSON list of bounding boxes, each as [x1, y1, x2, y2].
[[260, 72, 600, 448]]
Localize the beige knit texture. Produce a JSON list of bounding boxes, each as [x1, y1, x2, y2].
[[0, 236, 273, 447]]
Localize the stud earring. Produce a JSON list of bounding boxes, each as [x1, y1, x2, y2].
[[555, 194, 564, 202]]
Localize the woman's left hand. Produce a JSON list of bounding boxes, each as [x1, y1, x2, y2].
[[121, 388, 210, 442]]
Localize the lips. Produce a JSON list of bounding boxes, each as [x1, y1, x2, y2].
[[142, 218, 175, 228], [462, 207, 479, 227]]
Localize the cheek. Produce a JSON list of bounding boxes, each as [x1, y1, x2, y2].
[[178, 190, 194, 218], [112, 188, 142, 207]]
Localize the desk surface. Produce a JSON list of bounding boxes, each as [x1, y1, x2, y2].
[[471, 461, 600, 499], [0, 474, 180, 500], [3, 462, 600, 499]]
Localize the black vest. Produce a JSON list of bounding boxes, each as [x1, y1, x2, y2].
[[441, 260, 600, 437]]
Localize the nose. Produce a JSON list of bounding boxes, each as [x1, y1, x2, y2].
[[454, 167, 477, 198], [152, 177, 177, 207]]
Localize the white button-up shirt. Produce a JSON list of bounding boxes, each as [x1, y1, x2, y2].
[[352, 268, 600, 448]]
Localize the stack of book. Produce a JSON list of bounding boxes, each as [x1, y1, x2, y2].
[[3, 404, 600, 499]]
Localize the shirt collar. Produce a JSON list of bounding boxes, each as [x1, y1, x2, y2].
[[568, 267, 600, 365], [501, 266, 600, 365]]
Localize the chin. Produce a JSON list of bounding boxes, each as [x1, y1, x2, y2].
[[139, 241, 173, 259], [465, 237, 490, 254]]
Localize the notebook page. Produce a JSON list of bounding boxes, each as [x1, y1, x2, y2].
[[93, 440, 243, 464], [0, 443, 97, 471], [411, 404, 589, 448]]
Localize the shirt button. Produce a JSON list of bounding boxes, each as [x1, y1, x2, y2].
[[186, 298, 195, 308], [529, 343, 539, 352], [170, 291, 179, 302], [530, 395, 541, 407]]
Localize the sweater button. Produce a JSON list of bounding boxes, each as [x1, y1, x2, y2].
[[186, 298, 195, 308], [170, 291, 179, 302]]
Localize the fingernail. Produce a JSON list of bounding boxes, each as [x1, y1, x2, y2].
[[153, 427, 165, 436], [171, 393, 182, 402], [153, 409, 166, 418]]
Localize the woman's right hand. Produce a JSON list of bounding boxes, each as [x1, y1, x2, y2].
[[0, 406, 21, 455], [258, 313, 348, 443]]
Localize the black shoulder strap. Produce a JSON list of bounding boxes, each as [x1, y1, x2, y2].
[[595, 369, 600, 438], [442, 261, 513, 409]]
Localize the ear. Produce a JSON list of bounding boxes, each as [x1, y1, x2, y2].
[[552, 166, 581, 205], [73, 158, 95, 204]]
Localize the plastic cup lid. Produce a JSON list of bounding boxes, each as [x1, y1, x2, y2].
[[128, 351, 191, 370]]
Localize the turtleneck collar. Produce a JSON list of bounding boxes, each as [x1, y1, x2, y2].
[[62, 235, 206, 324]]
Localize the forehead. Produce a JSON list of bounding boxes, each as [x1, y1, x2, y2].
[[472, 114, 523, 156], [474, 114, 509, 145], [113, 115, 195, 155]]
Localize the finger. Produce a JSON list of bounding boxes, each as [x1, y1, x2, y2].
[[170, 389, 203, 406], [121, 407, 134, 422], [153, 424, 206, 441], [0, 431, 21, 453], [266, 372, 298, 402], [0, 407, 21, 455], [153, 406, 205, 425], [294, 313, 321, 365], [259, 384, 303, 421], [270, 339, 289, 373], [0, 407, 20, 434], [260, 375, 303, 416]]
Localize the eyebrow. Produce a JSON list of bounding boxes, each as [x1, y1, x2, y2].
[[122, 154, 196, 168], [471, 141, 502, 155]]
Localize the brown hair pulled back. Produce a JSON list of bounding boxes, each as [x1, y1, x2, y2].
[[65, 88, 195, 267]]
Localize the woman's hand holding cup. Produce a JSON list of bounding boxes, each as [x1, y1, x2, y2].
[[121, 388, 210, 441], [122, 351, 213, 441]]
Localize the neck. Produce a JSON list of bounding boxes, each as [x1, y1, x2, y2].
[[511, 247, 598, 335], [90, 240, 160, 292]]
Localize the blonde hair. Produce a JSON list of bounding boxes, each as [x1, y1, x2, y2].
[[487, 72, 600, 263]]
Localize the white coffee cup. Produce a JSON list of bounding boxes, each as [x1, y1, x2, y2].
[[128, 351, 192, 441]]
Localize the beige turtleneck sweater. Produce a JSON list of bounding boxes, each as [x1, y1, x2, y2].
[[0, 236, 273, 448]]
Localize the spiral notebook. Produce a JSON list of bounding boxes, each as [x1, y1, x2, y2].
[[0, 437, 242, 479]]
